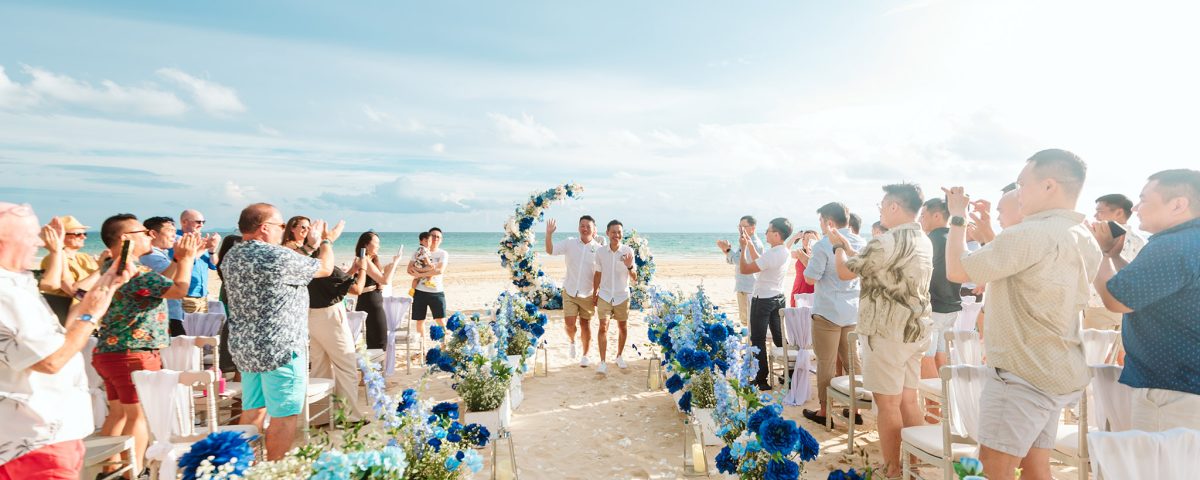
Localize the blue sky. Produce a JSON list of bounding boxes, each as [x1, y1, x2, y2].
[[2, 1, 1198, 232]]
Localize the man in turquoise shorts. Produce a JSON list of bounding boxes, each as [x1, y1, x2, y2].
[[220, 203, 334, 460]]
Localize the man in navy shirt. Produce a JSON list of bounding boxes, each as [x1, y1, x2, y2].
[[1093, 168, 1200, 431], [177, 209, 220, 313]]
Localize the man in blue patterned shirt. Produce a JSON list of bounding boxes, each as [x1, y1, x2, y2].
[[1093, 168, 1200, 432], [220, 203, 333, 460]]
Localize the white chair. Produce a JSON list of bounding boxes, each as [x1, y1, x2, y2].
[[781, 306, 813, 406], [1088, 428, 1200, 480], [346, 310, 385, 366], [1052, 388, 1094, 480], [82, 337, 108, 427], [383, 295, 415, 375], [793, 293, 814, 308], [1090, 365, 1133, 432], [82, 435, 138, 480], [207, 299, 225, 314], [162, 336, 246, 427], [901, 365, 987, 480], [133, 369, 257, 480], [1081, 329, 1121, 365], [183, 312, 225, 337], [766, 308, 797, 389], [954, 301, 984, 331], [301, 341, 335, 440], [826, 332, 873, 454], [918, 330, 985, 407]]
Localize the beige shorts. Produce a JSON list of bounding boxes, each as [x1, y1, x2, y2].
[[861, 334, 929, 395], [978, 368, 1079, 457], [182, 296, 208, 314], [563, 292, 594, 320], [597, 298, 630, 322]]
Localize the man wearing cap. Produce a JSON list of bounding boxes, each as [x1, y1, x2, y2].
[[39, 215, 100, 324]]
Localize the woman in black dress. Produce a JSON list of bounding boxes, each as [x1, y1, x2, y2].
[[347, 231, 401, 349]]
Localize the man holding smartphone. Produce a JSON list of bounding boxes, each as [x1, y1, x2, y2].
[[1087, 193, 1147, 330]]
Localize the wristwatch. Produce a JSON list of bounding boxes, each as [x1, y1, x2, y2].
[[77, 314, 96, 324], [627, 265, 635, 271], [950, 216, 967, 227]]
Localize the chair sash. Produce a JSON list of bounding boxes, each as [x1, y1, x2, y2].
[[781, 306, 812, 406], [132, 370, 190, 480], [347, 311, 368, 345], [161, 336, 202, 371], [383, 296, 413, 375], [954, 302, 984, 331], [946, 330, 984, 366], [947, 365, 988, 440], [207, 300, 225, 314], [1081, 329, 1121, 365], [1090, 365, 1133, 432], [793, 293, 814, 308], [1088, 428, 1200, 480], [183, 312, 225, 337], [82, 337, 108, 427]]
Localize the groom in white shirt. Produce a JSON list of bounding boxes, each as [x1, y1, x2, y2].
[[546, 216, 602, 367], [592, 219, 637, 375]]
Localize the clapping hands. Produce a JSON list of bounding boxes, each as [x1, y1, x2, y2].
[[942, 186, 970, 217], [174, 232, 202, 261], [40, 217, 65, 252]]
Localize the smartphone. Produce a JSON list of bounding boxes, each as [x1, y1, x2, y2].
[[117, 239, 131, 273], [359, 248, 367, 258], [396, 245, 404, 258], [1107, 221, 1127, 238]]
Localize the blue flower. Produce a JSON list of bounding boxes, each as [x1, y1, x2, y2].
[[828, 469, 865, 480], [462, 449, 484, 473], [396, 388, 417, 414], [759, 417, 801, 456], [430, 325, 445, 341], [444, 455, 461, 471], [432, 402, 459, 420], [524, 302, 538, 316], [748, 406, 778, 434], [533, 196, 544, 207], [463, 423, 491, 447], [676, 348, 712, 371], [665, 374, 684, 393], [436, 355, 456, 373], [958, 457, 984, 476], [446, 314, 463, 332], [715, 446, 738, 474], [714, 359, 729, 373], [678, 391, 693, 413], [706, 323, 728, 343], [530, 324, 545, 338], [427, 437, 443, 451], [764, 459, 800, 480], [178, 431, 255, 480], [795, 424, 819, 461], [518, 217, 534, 231]]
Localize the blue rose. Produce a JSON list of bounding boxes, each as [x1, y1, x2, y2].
[[524, 303, 538, 315], [463, 423, 490, 447], [425, 348, 443, 365], [427, 437, 443, 451], [764, 459, 800, 480], [530, 324, 544, 338], [747, 406, 778, 434], [665, 374, 684, 393], [533, 196, 544, 207], [443, 455, 461, 471], [432, 402, 460, 420], [676, 348, 712, 371], [678, 391, 692, 413], [430, 325, 445, 341], [706, 323, 728, 343], [714, 359, 730, 373], [758, 417, 801, 455], [396, 388, 417, 414], [715, 446, 738, 474], [446, 315, 463, 332], [436, 355, 456, 373], [795, 424, 819, 461]]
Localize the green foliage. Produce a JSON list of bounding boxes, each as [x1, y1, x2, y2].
[[691, 370, 716, 409]]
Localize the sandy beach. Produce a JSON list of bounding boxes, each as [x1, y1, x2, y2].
[[345, 255, 1078, 479]]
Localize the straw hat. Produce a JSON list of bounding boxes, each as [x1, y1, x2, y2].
[[60, 215, 90, 232]]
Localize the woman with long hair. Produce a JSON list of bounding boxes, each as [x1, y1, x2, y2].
[[347, 231, 403, 349]]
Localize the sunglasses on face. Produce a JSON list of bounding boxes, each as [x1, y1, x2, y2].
[[192, 220, 206, 225], [66, 232, 88, 238], [125, 230, 152, 237]]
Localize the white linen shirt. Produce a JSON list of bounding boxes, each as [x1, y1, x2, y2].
[[551, 237, 602, 298], [752, 244, 791, 299], [0, 268, 93, 464], [594, 244, 635, 305]]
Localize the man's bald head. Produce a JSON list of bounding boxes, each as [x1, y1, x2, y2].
[[180, 209, 205, 234], [0, 202, 42, 271]]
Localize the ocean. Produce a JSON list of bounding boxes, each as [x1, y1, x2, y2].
[[67, 231, 815, 263]]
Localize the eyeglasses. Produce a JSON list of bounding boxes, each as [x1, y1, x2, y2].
[[66, 232, 88, 238], [192, 220, 206, 225], [124, 229, 151, 237]]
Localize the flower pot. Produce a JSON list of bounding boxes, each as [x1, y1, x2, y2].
[[692, 408, 723, 446], [505, 355, 525, 410], [506, 354, 528, 377], [462, 392, 512, 438]]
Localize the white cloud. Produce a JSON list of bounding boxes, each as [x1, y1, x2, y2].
[[488, 112, 559, 148], [0, 65, 37, 109], [648, 129, 695, 149], [257, 123, 282, 136], [156, 68, 246, 116], [223, 180, 257, 203], [431, 143, 445, 154], [21, 65, 188, 116], [362, 105, 439, 135]]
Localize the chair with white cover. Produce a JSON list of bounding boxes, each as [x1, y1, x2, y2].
[[781, 306, 813, 406], [161, 336, 247, 427], [918, 330, 984, 408], [301, 343, 336, 440], [1087, 428, 1200, 480], [206, 299, 225, 314], [133, 369, 257, 480], [1089, 365, 1133, 432], [954, 300, 984, 331], [825, 331, 873, 454], [82, 435, 138, 480], [793, 293, 814, 308], [1051, 386, 1094, 479], [345, 310, 384, 366], [1081, 329, 1121, 365], [182, 312, 225, 338], [82, 337, 108, 428], [901, 364, 987, 480], [383, 295, 415, 375]]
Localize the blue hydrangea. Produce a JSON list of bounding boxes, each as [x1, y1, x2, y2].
[[764, 459, 800, 480], [715, 446, 738, 474], [795, 424, 819, 461], [666, 374, 684, 393], [432, 402, 459, 420], [678, 391, 693, 413], [178, 431, 255, 480], [748, 405, 778, 433], [758, 417, 801, 455], [430, 325, 445, 341], [676, 348, 712, 371]]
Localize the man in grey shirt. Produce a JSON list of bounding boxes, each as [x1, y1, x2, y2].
[[801, 202, 867, 426], [716, 215, 762, 326]]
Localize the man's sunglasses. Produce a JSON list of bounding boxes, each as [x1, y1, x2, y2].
[[66, 232, 88, 238], [124, 230, 152, 236]]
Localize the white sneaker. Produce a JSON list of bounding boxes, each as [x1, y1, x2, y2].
[[616, 356, 628, 369], [580, 356, 590, 368], [597, 362, 608, 375], [569, 343, 577, 359]]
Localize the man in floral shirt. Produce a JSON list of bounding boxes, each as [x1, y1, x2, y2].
[[89, 214, 201, 473], [221, 203, 333, 460]]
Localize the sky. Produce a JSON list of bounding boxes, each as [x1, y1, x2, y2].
[[2, 1, 1199, 232]]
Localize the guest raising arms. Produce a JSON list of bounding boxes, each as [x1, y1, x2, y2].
[[347, 231, 403, 350], [38, 215, 100, 324]]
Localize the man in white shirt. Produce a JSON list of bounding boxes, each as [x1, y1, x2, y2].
[[1087, 193, 1148, 330], [592, 220, 637, 375], [738, 217, 793, 390], [546, 216, 601, 367], [716, 215, 762, 325], [410, 227, 450, 335], [0, 202, 129, 478]]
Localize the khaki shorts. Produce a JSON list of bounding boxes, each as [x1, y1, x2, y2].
[[597, 298, 630, 322], [182, 296, 208, 313], [861, 334, 929, 395], [978, 368, 1079, 457], [563, 292, 594, 320]]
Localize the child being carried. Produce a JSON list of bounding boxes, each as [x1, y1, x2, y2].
[[409, 231, 436, 296]]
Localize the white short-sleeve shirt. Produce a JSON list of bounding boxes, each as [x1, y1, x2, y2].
[[414, 249, 449, 293], [594, 244, 635, 305], [551, 237, 602, 298], [0, 268, 93, 464], [753, 244, 791, 299]]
